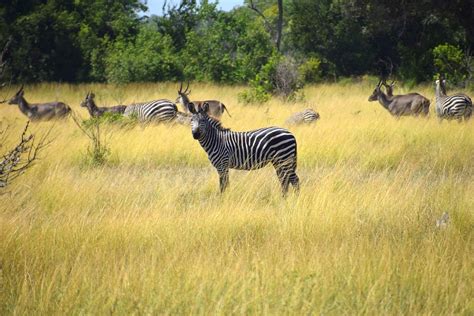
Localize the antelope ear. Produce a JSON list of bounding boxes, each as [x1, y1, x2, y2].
[[201, 102, 209, 113], [188, 102, 197, 114], [90, 92, 95, 98]]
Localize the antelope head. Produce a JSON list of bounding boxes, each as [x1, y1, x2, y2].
[[8, 85, 24, 105], [176, 81, 191, 104], [368, 80, 383, 101]]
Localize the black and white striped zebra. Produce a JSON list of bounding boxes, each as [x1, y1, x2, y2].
[[285, 108, 320, 125], [124, 99, 177, 123], [188, 102, 299, 196], [435, 79, 472, 121]]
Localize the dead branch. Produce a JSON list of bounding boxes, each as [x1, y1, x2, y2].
[[0, 121, 52, 189]]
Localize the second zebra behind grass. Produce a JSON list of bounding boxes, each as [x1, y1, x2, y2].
[[124, 99, 178, 123], [188, 102, 299, 196]]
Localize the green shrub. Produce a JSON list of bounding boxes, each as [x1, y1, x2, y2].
[[299, 57, 322, 83], [433, 43, 468, 86]]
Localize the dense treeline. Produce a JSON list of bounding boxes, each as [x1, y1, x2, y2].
[[0, 0, 472, 85]]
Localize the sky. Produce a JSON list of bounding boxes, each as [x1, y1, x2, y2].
[[142, 0, 244, 15]]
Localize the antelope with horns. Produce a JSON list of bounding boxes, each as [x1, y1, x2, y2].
[[7, 86, 71, 120], [80, 92, 126, 118], [368, 80, 430, 117], [176, 82, 231, 120]]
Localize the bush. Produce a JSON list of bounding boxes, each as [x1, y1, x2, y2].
[[433, 43, 468, 86], [299, 57, 323, 83], [104, 26, 180, 83], [238, 54, 304, 104]]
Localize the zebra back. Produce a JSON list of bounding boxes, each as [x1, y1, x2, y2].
[[285, 108, 320, 125], [124, 99, 177, 122]]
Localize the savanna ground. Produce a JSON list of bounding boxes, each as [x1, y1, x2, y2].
[[0, 81, 473, 315]]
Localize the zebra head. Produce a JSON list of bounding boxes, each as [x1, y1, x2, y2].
[[188, 102, 210, 140]]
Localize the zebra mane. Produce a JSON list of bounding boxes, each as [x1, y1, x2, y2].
[[206, 115, 230, 132]]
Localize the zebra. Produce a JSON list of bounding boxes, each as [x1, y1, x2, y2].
[[188, 102, 299, 196], [123, 99, 178, 123], [285, 108, 320, 125], [435, 79, 472, 121]]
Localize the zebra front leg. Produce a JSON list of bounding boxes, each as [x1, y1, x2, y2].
[[218, 169, 229, 193]]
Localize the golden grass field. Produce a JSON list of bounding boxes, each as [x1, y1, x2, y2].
[[0, 81, 473, 314]]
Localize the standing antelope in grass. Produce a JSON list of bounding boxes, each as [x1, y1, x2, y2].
[[176, 82, 231, 120], [80, 92, 126, 118], [368, 80, 430, 117], [123, 99, 177, 123], [7, 85, 71, 120], [188, 102, 299, 196], [434, 78, 472, 121]]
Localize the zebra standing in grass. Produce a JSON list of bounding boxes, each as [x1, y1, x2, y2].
[[124, 99, 178, 123], [285, 108, 320, 125], [188, 102, 299, 196], [435, 79, 472, 121]]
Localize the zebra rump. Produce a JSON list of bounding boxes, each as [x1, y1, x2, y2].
[[436, 94, 472, 119], [285, 108, 320, 125], [124, 99, 177, 123]]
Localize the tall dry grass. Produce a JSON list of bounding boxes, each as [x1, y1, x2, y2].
[[0, 81, 473, 314]]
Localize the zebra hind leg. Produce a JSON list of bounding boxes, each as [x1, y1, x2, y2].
[[275, 167, 292, 197], [218, 169, 229, 193], [289, 172, 300, 193]]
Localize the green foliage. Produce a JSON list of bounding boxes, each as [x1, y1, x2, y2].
[[433, 44, 468, 86], [81, 112, 138, 129], [238, 53, 304, 104], [299, 57, 323, 83], [0, 0, 472, 83], [104, 26, 179, 83]]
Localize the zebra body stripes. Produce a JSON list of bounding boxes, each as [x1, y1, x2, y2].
[[124, 99, 177, 123], [189, 103, 299, 195], [285, 108, 320, 125], [435, 79, 472, 121]]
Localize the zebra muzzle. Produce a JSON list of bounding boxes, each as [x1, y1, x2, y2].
[[192, 131, 201, 139]]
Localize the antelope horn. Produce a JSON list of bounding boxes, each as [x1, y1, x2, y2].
[[178, 81, 183, 93], [184, 81, 190, 94]]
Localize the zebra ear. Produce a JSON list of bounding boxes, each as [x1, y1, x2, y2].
[[202, 102, 209, 113], [188, 102, 197, 114]]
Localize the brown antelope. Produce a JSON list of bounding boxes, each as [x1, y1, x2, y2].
[[176, 82, 231, 120], [80, 92, 126, 118], [8, 86, 71, 120], [368, 80, 430, 117]]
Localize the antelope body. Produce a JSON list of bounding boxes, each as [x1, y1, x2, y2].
[[80, 92, 126, 118], [8, 86, 70, 120], [368, 81, 430, 117], [176, 82, 231, 120]]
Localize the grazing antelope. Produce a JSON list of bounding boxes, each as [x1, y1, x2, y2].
[[176, 82, 231, 120], [285, 108, 320, 125], [7, 85, 71, 120], [123, 99, 177, 123], [368, 80, 430, 117], [80, 92, 126, 118], [434, 78, 472, 121], [188, 102, 299, 196]]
